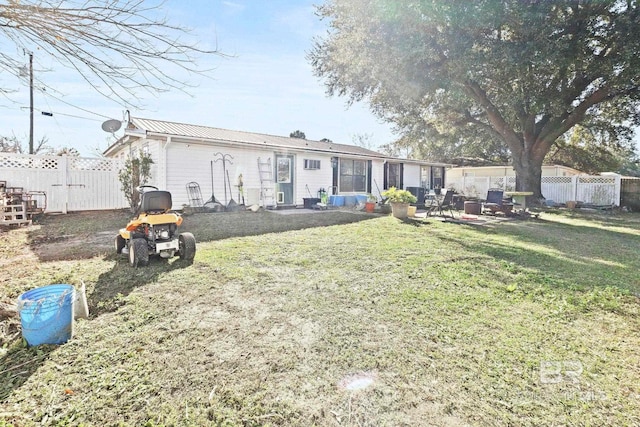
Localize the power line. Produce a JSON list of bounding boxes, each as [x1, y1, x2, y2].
[[44, 110, 104, 122], [18, 105, 105, 122], [39, 90, 114, 120]]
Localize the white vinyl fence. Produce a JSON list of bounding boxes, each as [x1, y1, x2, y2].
[[447, 174, 621, 206], [0, 153, 127, 213]]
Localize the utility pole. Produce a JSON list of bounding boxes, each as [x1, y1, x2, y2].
[[28, 52, 34, 154]]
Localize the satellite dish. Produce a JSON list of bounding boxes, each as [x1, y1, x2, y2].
[[101, 119, 122, 133]]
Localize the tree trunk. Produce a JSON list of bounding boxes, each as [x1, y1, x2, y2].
[[512, 152, 545, 206]]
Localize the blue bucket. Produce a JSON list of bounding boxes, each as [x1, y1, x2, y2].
[[331, 195, 345, 206], [18, 284, 75, 346], [355, 195, 368, 205], [344, 196, 357, 206]]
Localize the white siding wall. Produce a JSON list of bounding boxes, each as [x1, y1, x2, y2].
[[144, 139, 164, 189], [296, 154, 334, 202], [107, 137, 162, 179], [165, 142, 259, 208], [164, 143, 336, 207]]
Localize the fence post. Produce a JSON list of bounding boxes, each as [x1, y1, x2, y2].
[[503, 168, 508, 190], [614, 175, 621, 206], [572, 175, 578, 202], [462, 172, 466, 194], [60, 155, 68, 214]]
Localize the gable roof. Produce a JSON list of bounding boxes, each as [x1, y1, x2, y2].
[[105, 117, 451, 166]]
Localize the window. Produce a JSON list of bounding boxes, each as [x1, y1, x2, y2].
[[304, 159, 321, 170], [433, 167, 443, 189], [339, 159, 367, 192], [277, 157, 291, 183], [387, 163, 400, 188], [420, 166, 430, 188]]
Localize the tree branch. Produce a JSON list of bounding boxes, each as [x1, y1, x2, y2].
[[0, 0, 228, 106], [463, 79, 523, 153]]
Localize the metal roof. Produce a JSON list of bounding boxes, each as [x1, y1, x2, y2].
[[106, 117, 451, 166]]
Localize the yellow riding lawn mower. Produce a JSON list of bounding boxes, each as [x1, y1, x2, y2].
[[115, 186, 196, 267]]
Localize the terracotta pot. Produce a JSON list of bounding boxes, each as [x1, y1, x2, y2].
[[390, 202, 409, 219], [365, 202, 376, 213]]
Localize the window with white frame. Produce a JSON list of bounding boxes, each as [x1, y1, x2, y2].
[[304, 159, 321, 170]]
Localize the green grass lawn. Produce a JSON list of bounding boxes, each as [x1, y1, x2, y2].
[[1, 209, 639, 426]]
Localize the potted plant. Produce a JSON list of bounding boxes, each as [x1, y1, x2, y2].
[[381, 187, 417, 218], [365, 194, 377, 213]]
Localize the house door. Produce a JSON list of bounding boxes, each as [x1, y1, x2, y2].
[[431, 166, 444, 190], [275, 154, 295, 205]]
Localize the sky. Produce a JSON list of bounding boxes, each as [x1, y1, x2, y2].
[[0, 0, 395, 157]]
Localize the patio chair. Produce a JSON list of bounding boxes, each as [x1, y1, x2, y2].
[[483, 189, 514, 215], [427, 189, 456, 218]]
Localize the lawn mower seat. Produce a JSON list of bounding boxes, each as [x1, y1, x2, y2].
[[139, 190, 172, 214]]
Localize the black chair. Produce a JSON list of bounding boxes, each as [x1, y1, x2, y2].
[[483, 189, 513, 215], [427, 189, 455, 218]]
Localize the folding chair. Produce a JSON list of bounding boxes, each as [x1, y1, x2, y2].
[[427, 189, 456, 218]]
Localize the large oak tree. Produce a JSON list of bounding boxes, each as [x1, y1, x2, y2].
[[309, 0, 640, 201]]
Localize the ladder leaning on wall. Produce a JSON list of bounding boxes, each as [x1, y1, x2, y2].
[[257, 158, 277, 209]]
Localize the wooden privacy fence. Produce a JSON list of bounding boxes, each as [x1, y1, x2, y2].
[[447, 174, 622, 206], [0, 153, 127, 213], [621, 177, 640, 211]]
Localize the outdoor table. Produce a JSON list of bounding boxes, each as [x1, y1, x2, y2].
[[425, 193, 444, 216], [504, 191, 534, 211]]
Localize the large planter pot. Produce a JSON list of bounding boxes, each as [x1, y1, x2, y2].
[[390, 202, 410, 219]]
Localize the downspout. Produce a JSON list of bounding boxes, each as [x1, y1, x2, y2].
[[162, 136, 172, 190]]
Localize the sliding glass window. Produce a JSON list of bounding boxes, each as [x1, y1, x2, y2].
[[339, 159, 367, 192]]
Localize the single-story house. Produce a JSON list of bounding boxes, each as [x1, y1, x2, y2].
[[104, 117, 450, 208]]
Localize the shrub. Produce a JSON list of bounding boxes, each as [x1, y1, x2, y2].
[[381, 187, 417, 204]]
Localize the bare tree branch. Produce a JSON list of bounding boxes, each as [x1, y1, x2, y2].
[[0, 0, 227, 106]]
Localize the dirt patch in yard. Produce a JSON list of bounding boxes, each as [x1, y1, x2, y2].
[[30, 231, 117, 262], [20, 208, 377, 263]]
